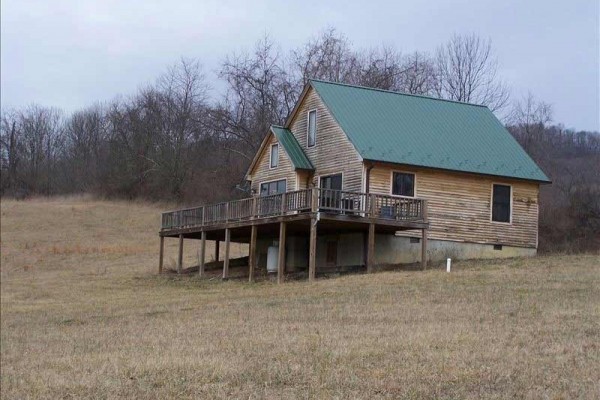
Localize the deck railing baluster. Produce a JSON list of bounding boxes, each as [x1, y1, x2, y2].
[[159, 188, 426, 230]]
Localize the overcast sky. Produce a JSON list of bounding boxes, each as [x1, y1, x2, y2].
[[2, 0, 599, 131]]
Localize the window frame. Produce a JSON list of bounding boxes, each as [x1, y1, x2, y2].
[[269, 143, 279, 169], [307, 109, 317, 148], [490, 183, 513, 224], [318, 172, 344, 190], [389, 170, 417, 198], [259, 178, 287, 197]]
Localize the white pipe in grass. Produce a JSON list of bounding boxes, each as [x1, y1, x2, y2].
[[446, 258, 452, 272]]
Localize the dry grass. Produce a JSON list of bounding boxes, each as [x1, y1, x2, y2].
[[1, 197, 599, 399]]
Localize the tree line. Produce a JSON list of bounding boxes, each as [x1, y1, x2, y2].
[[1, 29, 598, 251]]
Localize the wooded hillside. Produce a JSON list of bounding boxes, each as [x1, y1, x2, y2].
[[1, 30, 598, 252]]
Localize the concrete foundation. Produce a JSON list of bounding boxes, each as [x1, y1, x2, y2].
[[257, 232, 536, 272], [374, 234, 536, 265]]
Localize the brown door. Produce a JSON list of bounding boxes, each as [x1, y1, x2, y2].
[[326, 241, 337, 267]]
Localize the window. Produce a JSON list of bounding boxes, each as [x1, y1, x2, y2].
[[319, 174, 343, 208], [307, 110, 316, 147], [493, 244, 503, 250], [270, 143, 279, 168], [320, 174, 342, 190], [260, 179, 286, 196], [392, 172, 415, 197], [492, 184, 511, 223]]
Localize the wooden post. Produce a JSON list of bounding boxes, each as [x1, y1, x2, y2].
[[369, 193, 377, 217], [281, 192, 287, 215], [367, 223, 375, 273], [177, 234, 184, 274], [158, 236, 164, 274], [249, 225, 257, 282], [215, 240, 219, 262], [308, 217, 317, 281], [421, 228, 428, 270], [252, 197, 258, 219], [311, 187, 319, 212], [199, 231, 206, 277], [277, 222, 286, 284], [223, 229, 231, 279]]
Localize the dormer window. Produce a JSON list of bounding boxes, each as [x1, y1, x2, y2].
[[270, 143, 279, 168], [308, 110, 316, 147]]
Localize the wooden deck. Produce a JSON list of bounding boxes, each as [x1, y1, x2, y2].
[[161, 188, 427, 234], [158, 188, 430, 282]]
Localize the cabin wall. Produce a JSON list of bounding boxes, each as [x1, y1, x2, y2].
[[248, 134, 297, 194], [288, 87, 363, 191], [368, 163, 540, 249]]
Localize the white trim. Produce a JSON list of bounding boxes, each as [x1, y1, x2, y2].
[[258, 178, 288, 195], [307, 109, 317, 148], [490, 182, 513, 225], [318, 172, 344, 190], [269, 143, 279, 169], [389, 170, 417, 198]]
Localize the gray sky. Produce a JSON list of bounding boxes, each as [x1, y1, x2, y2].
[[2, 0, 599, 131]]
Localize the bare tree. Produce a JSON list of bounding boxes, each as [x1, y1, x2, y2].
[[435, 34, 510, 111], [398, 51, 437, 95], [155, 58, 210, 199], [291, 28, 360, 85], [355, 46, 404, 90], [215, 35, 293, 156], [510, 92, 553, 152], [0, 109, 22, 195], [62, 104, 108, 192]]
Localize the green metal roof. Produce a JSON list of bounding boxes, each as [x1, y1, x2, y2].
[[310, 80, 550, 182], [271, 125, 314, 170]]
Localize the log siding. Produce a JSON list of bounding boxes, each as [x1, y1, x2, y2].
[[288, 87, 363, 192], [368, 163, 539, 248], [248, 134, 296, 194]]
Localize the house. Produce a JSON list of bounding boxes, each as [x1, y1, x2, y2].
[[159, 80, 549, 282]]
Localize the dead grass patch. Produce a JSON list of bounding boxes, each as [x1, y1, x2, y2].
[[1, 197, 599, 399]]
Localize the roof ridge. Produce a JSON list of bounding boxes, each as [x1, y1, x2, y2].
[[309, 78, 489, 109]]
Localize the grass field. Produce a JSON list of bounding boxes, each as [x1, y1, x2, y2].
[[1, 197, 599, 399]]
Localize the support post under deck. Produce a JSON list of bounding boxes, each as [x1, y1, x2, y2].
[[177, 234, 184, 274], [158, 236, 164, 274], [223, 229, 230, 279], [215, 240, 219, 262], [421, 228, 428, 270], [367, 223, 375, 273], [277, 222, 286, 284], [199, 231, 206, 277], [308, 217, 317, 282], [249, 225, 257, 282]]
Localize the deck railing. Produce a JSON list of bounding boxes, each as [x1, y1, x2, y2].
[[161, 188, 427, 230]]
